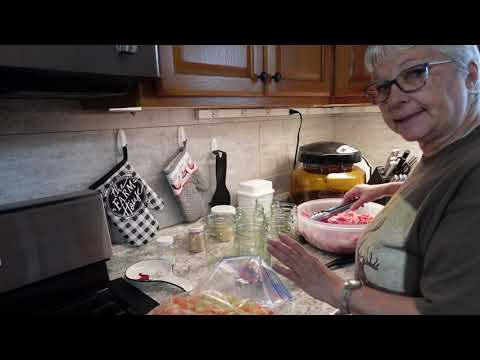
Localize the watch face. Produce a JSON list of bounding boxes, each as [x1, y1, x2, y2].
[[346, 280, 362, 289]]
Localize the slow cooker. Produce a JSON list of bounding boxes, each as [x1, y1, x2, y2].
[[290, 141, 366, 205]]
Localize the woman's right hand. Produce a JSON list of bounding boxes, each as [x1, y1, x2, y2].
[[343, 183, 395, 211]]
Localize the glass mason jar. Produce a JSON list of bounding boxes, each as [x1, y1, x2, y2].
[[266, 202, 298, 268], [236, 205, 265, 226], [234, 223, 268, 262], [205, 214, 236, 269], [235, 205, 270, 265], [268, 201, 298, 240]]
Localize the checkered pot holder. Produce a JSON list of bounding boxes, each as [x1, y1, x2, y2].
[[93, 162, 165, 247]]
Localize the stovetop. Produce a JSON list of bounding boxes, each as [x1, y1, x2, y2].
[[52, 278, 158, 316], [0, 262, 159, 316]]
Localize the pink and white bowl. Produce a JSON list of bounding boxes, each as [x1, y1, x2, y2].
[[297, 198, 384, 254]]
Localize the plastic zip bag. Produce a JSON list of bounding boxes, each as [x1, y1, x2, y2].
[[148, 256, 293, 315]]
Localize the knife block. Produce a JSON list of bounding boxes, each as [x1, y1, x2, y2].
[[368, 166, 390, 206], [369, 166, 389, 185]]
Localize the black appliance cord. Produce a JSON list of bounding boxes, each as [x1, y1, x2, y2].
[[289, 109, 372, 181], [289, 109, 303, 171]]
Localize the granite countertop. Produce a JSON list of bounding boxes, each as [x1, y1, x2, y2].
[[106, 222, 355, 315]]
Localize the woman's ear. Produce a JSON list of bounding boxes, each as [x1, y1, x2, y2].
[[466, 61, 479, 91]]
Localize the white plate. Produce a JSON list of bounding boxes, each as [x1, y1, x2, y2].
[[125, 258, 194, 292]]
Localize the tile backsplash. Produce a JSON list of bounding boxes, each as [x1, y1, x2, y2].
[[332, 112, 422, 168], [0, 100, 421, 233]]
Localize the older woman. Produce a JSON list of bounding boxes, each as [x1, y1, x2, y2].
[[268, 45, 480, 315]]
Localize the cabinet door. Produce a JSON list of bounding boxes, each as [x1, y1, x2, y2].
[[156, 45, 264, 96], [265, 45, 333, 97], [333, 45, 371, 101]]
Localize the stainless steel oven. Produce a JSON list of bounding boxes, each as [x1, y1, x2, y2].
[[0, 190, 158, 315]]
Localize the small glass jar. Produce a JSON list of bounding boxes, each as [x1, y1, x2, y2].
[[211, 205, 236, 243], [205, 212, 236, 269], [188, 223, 206, 253]]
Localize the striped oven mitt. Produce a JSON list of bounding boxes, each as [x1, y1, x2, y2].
[[94, 163, 165, 247], [164, 144, 209, 222]]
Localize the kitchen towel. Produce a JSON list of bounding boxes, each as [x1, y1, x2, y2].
[[164, 143, 209, 222], [93, 162, 165, 247]]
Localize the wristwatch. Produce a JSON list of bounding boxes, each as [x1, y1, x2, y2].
[[340, 279, 363, 314]]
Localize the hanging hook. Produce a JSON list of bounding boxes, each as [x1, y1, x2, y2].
[[178, 126, 187, 148], [116, 129, 127, 155]]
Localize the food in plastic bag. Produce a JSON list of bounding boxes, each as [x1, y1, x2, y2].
[[148, 290, 274, 315], [148, 256, 293, 315]]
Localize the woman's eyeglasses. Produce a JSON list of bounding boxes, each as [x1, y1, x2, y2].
[[364, 60, 453, 105]]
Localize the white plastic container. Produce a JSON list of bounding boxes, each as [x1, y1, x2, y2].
[[236, 179, 275, 210], [297, 198, 384, 254]]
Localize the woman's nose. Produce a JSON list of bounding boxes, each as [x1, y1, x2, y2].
[[386, 82, 409, 107]]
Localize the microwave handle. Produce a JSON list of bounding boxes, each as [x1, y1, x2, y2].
[[115, 45, 138, 55]]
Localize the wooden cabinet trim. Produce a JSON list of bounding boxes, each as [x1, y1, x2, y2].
[[266, 45, 333, 97], [172, 45, 255, 79], [156, 45, 264, 97], [334, 45, 371, 98]]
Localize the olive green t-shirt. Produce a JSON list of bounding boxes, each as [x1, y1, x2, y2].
[[355, 125, 480, 315]]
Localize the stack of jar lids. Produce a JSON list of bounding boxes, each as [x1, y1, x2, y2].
[[211, 205, 236, 216]]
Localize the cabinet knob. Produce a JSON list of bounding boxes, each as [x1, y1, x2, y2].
[[115, 45, 138, 55], [272, 72, 282, 82], [257, 72, 270, 82]]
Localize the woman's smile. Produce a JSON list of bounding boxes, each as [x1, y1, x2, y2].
[[393, 109, 427, 124]]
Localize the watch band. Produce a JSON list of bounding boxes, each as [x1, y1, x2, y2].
[[340, 280, 363, 314]]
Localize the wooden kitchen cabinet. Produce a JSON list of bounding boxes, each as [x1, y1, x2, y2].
[[84, 45, 373, 109], [155, 45, 264, 97], [265, 45, 333, 97], [332, 45, 372, 104], [156, 45, 333, 99]]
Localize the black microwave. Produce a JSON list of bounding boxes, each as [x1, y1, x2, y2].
[[0, 45, 159, 99]]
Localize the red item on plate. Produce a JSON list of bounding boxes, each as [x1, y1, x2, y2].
[[138, 273, 150, 281]]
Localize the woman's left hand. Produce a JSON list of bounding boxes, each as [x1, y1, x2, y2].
[[267, 233, 344, 306]]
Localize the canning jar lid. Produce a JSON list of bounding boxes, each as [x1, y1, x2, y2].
[[211, 205, 236, 216], [188, 223, 205, 233], [298, 141, 361, 165]]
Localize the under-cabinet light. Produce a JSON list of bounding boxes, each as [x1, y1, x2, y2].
[[108, 107, 143, 112]]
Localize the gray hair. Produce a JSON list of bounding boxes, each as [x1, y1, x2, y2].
[[365, 45, 480, 113], [365, 45, 479, 73]]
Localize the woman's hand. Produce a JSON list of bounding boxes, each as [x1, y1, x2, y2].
[[267, 233, 343, 306], [344, 183, 401, 211], [267, 233, 421, 315]]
